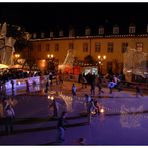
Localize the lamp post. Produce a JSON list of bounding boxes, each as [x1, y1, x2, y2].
[[98, 55, 106, 74], [47, 54, 54, 59], [14, 53, 20, 64], [47, 54, 54, 72]]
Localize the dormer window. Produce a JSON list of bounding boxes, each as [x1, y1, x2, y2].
[[129, 23, 136, 34], [147, 24, 148, 33], [69, 28, 75, 37], [98, 26, 104, 35], [113, 25, 119, 34], [59, 30, 64, 37], [50, 31, 54, 38], [85, 26, 91, 36], [33, 33, 37, 39], [41, 32, 45, 38]]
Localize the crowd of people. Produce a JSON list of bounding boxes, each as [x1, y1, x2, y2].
[[0, 69, 42, 83], [77, 72, 125, 96], [0, 70, 145, 144]]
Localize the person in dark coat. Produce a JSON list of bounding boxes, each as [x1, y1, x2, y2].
[[136, 85, 143, 97], [4, 104, 15, 135], [57, 112, 67, 143], [49, 72, 53, 85], [72, 84, 76, 97], [45, 79, 49, 93], [26, 80, 30, 93]]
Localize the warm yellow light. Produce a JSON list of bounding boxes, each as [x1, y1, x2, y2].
[[47, 54, 54, 58], [51, 96, 54, 100], [91, 110, 96, 115], [48, 95, 50, 99], [98, 55, 101, 59], [100, 108, 105, 113], [103, 55, 106, 59], [15, 54, 20, 58]]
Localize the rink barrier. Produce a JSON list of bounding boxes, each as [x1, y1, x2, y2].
[[4, 74, 78, 90], [4, 75, 49, 90]]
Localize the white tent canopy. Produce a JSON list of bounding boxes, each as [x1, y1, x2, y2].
[[0, 63, 8, 69]]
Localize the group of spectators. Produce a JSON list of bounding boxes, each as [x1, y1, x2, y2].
[[0, 70, 42, 83], [78, 72, 125, 96]]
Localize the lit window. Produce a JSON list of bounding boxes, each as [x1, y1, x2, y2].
[[98, 26, 104, 35], [113, 25, 119, 34], [136, 42, 143, 52], [129, 24, 136, 34], [85, 27, 91, 36]]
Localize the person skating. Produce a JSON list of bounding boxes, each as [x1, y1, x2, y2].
[[57, 111, 67, 143], [72, 83, 76, 97], [136, 85, 143, 97], [4, 104, 15, 135]]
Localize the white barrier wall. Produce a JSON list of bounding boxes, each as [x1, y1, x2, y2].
[[5, 75, 48, 90], [4, 74, 78, 90]]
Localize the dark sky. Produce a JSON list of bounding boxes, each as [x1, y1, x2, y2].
[[0, 2, 148, 34]]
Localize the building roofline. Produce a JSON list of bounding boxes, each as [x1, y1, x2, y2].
[[29, 34, 148, 42]]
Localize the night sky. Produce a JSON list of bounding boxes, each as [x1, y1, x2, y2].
[[0, 2, 148, 35]]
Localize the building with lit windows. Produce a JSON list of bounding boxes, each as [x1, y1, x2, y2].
[[23, 23, 148, 78]]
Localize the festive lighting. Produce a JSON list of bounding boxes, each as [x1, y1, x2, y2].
[[47, 54, 54, 58], [100, 108, 105, 113], [15, 54, 20, 58], [51, 96, 54, 100], [91, 110, 97, 115]]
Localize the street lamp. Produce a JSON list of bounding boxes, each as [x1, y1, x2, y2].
[[14, 53, 20, 64], [15, 54, 20, 58], [97, 55, 106, 74], [47, 54, 54, 59], [47, 54, 55, 72]]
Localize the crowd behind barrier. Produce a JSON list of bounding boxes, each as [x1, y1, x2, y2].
[[0, 71, 147, 93], [0, 73, 78, 93], [0, 70, 42, 82], [3, 75, 50, 90]]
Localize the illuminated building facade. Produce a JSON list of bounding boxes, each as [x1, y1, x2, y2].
[[23, 24, 148, 74]]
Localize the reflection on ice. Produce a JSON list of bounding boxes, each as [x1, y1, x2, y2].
[[59, 92, 73, 112], [120, 105, 143, 128]]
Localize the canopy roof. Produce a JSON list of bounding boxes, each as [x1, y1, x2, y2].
[[0, 64, 8, 69]]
